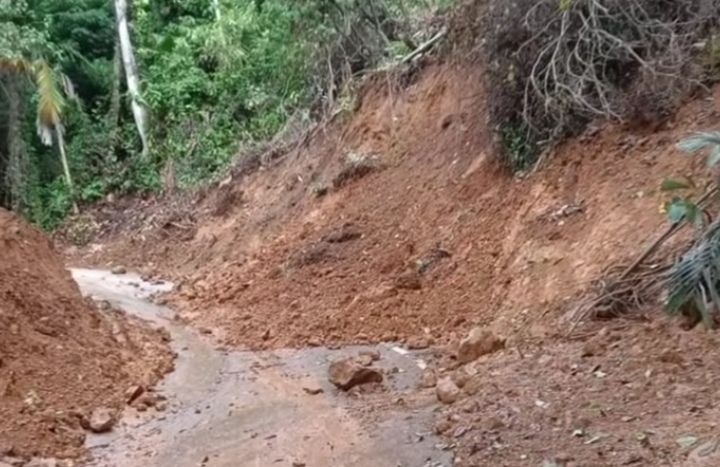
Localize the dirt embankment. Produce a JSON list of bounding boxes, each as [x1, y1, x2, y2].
[[55, 24, 720, 467], [64, 61, 716, 350], [0, 209, 174, 460]]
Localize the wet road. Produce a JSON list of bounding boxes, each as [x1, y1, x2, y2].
[[70, 269, 453, 467]]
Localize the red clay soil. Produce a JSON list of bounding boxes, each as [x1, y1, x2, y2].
[[64, 63, 719, 352], [425, 318, 720, 467], [58, 46, 720, 467], [0, 209, 174, 460]]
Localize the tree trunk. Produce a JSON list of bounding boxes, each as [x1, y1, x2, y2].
[[107, 37, 122, 164], [114, 0, 149, 158], [5, 75, 28, 213], [55, 126, 79, 214], [213, 0, 222, 22]]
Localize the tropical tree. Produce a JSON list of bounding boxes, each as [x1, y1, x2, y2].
[[1, 0, 80, 214], [114, 0, 149, 157]]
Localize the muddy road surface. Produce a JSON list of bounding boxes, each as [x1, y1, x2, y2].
[[71, 269, 452, 467]]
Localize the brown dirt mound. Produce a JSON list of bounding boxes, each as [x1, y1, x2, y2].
[[63, 63, 720, 352], [0, 209, 174, 460]]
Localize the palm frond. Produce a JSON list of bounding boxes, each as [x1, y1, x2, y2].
[[677, 132, 720, 168], [33, 59, 65, 146], [0, 56, 31, 73], [665, 216, 720, 327]]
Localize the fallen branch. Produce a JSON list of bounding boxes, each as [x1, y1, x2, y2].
[[619, 187, 718, 281], [400, 28, 447, 64]]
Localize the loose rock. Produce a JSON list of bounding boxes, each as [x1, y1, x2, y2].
[[356, 354, 374, 367], [88, 407, 116, 433], [436, 377, 461, 404], [406, 335, 433, 350], [419, 369, 437, 389], [358, 349, 381, 362], [328, 358, 383, 391], [110, 266, 127, 275], [434, 419, 453, 434], [457, 327, 505, 364]]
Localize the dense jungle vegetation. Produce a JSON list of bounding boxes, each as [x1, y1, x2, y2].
[[0, 0, 452, 228]]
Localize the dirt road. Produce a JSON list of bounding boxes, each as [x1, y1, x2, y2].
[[71, 269, 452, 467]]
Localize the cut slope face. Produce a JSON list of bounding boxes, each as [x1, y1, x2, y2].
[[66, 62, 717, 350], [167, 65, 711, 350], [0, 209, 173, 459]]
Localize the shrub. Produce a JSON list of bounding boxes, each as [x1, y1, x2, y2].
[[480, 0, 720, 170]]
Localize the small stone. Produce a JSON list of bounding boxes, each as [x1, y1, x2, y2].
[[434, 419, 452, 434], [436, 377, 461, 404], [419, 369, 437, 389], [356, 354, 374, 367], [358, 349, 381, 361], [327, 358, 383, 391], [451, 370, 470, 389], [125, 385, 145, 404], [155, 402, 168, 412], [393, 271, 422, 290], [302, 387, 324, 395], [406, 336, 433, 350], [138, 393, 159, 408], [457, 327, 505, 364], [261, 329, 271, 341], [88, 407, 116, 433], [111, 266, 127, 275], [292, 462, 306, 467]]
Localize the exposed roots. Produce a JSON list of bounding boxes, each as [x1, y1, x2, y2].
[[568, 261, 669, 332], [481, 0, 720, 168]]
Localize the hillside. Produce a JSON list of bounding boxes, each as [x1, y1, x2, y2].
[[65, 60, 717, 347], [49, 1, 720, 464]]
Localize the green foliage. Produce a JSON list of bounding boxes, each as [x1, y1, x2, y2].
[[663, 132, 720, 328], [496, 122, 538, 171], [1, 0, 455, 228]]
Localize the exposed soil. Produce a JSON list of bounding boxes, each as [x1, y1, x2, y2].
[[57, 35, 720, 467], [432, 318, 720, 467], [0, 209, 174, 460], [64, 64, 716, 351]]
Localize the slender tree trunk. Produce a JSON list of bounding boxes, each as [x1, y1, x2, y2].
[[55, 126, 79, 214], [212, 0, 222, 22], [114, 0, 149, 157], [5, 75, 27, 213], [107, 37, 122, 164]]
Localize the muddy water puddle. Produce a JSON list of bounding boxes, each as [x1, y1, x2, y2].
[[70, 269, 452, 467]]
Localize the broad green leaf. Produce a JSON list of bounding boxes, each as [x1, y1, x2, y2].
[[661, 178, 692, 191], [666, 198, 688, 224], [685, 201, 702, 229]]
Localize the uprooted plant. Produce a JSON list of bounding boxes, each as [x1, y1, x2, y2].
[[481, 0, 720, 170], [570, 131, 720, 331]]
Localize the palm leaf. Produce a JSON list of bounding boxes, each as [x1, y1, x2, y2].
[[665, 217, 720, 328], [33, 59, 66, 146], [676, 132, 720, 168]]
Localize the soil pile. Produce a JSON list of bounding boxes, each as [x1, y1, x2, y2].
[[0, 209, 174, 459], [63, 63, 719, 351]]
